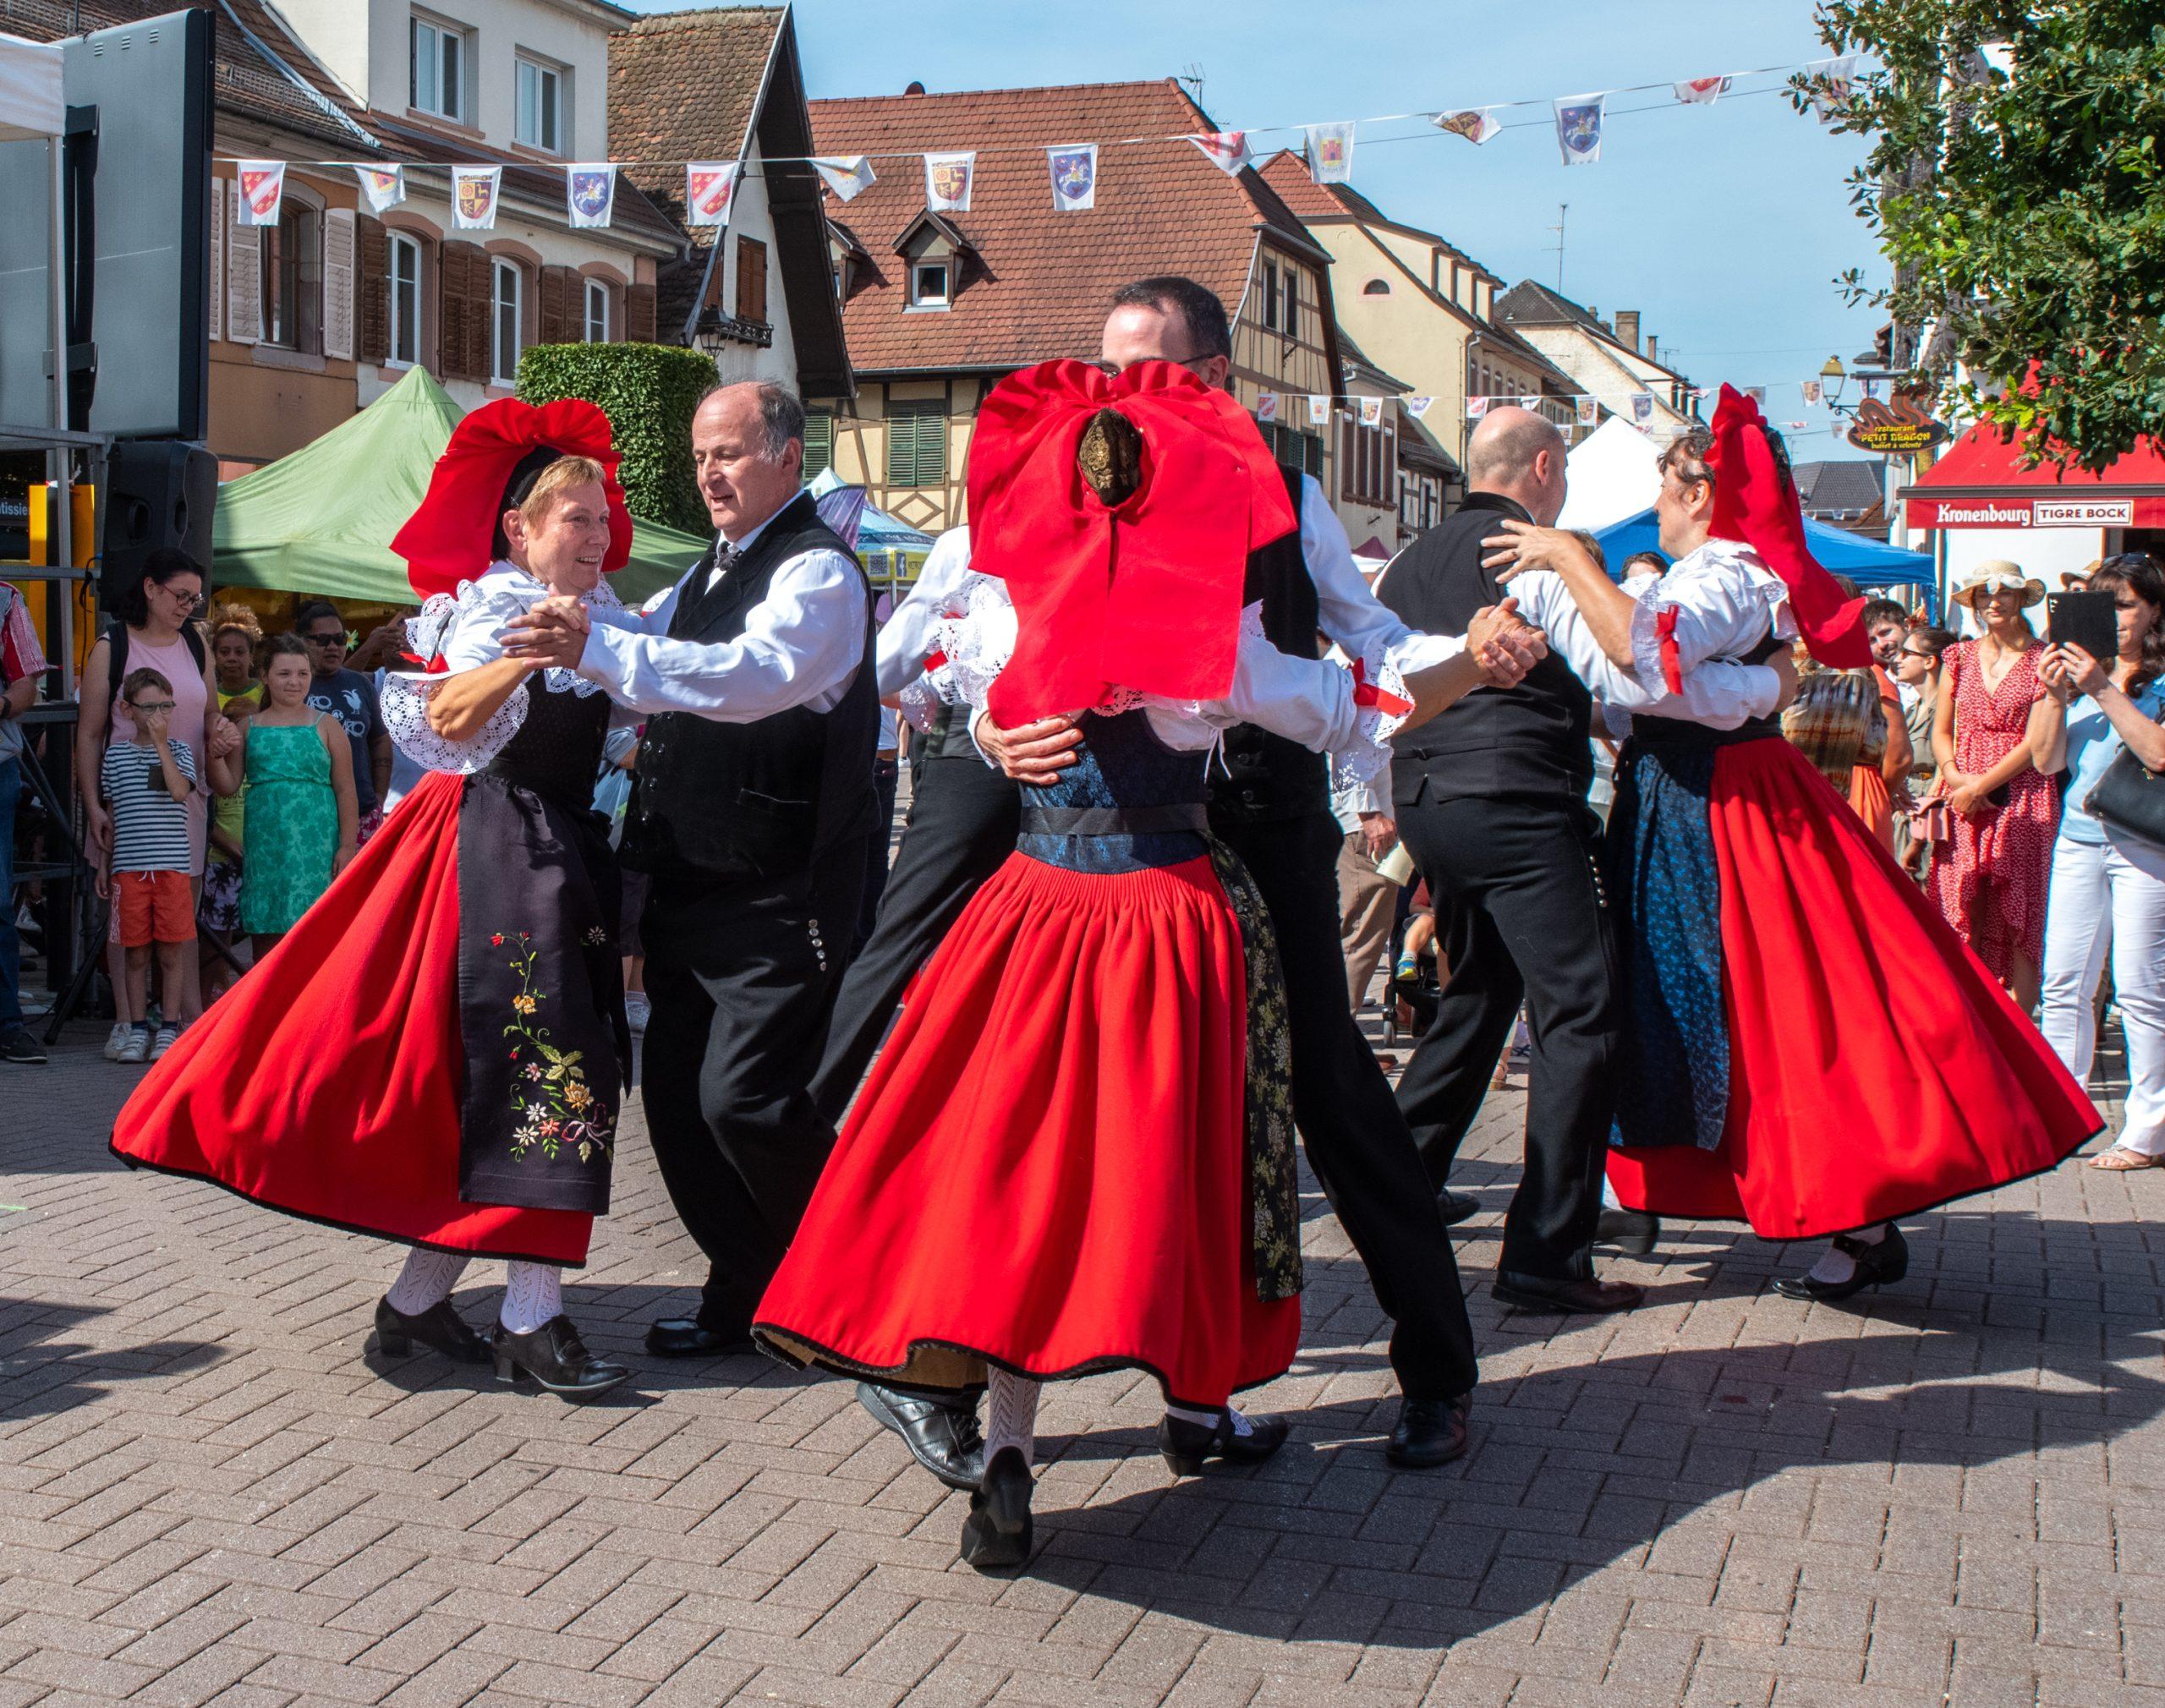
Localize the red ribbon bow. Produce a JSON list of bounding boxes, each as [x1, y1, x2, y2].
[[1351, 659, 1414, 719]]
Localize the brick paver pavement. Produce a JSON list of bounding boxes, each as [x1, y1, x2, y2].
[[3, 1025, 2161, 1708]]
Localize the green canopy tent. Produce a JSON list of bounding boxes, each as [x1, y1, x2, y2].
[[210, 365, 708, 607]]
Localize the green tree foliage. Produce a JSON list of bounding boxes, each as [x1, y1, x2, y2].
[[1801, 3, 2164, 468], [517, 343, 717, 532]]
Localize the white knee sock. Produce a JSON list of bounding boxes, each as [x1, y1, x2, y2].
[[499, 1262, 562, 1334], [386, 1247, 469, 1315], [985, 1369, 1040, 1467], [1164, 1402, 1254, 1438]]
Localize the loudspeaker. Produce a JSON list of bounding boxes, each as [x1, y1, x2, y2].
[[100, 439, 216, 606]]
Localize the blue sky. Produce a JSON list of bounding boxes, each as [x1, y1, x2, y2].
[[629, 0, 1888, 454]]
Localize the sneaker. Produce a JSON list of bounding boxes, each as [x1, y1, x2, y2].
[[116, 1025, 151, 1065], [149, 1022, 181, 1061], [0, 1031, 47, 1065], [103, 1021, 133, 1061], [624, 992, 651, 1037]]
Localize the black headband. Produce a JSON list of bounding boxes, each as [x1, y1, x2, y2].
[[491, 446, 564, 560]]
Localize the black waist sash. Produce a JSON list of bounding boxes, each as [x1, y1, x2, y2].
[[1627, 714, 1782, 753], [1018, 803, 1212, 837]]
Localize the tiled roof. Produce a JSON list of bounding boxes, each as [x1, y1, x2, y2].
[[609, 7, 784, 252], [1497, 279, 1694, 386], [808, 79, 1312, 375], [1793, 460, 1887, 517]]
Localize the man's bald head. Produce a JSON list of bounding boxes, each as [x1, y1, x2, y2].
[[1466, 407, 1569, 527]]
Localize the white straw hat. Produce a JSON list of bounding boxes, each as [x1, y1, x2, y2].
[[1952, 561, 2046, 610]]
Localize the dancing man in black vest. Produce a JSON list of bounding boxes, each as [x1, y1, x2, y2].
[[952, 277, 1542, 1470], [1376, 408, 1789, 1311], [507, 381, 878, 1358]]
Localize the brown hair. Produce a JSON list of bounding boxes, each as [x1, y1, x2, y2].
[[2089, 552, 2165, 694], [120, 667, 173, 703], [207, 602, 262, 649], [1658, 424, 1715, 492]]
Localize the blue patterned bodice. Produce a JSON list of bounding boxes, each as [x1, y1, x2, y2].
[[1014, 707, 1212, 874]]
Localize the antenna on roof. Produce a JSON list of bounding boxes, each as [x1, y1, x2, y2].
[[1176, 63, 1205, 102], [1548, 203, 1568, 292]]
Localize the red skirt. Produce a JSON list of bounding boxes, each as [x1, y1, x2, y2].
[[1607, 738, 2098, 1239], [109, 771, 594, 1265], [754, 852, 1301, 1410]]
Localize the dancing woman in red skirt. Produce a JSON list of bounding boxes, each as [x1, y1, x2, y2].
[[111, 402, 639, 1396], [1478, 386, 2098, 1299], [754, 360, 1540, 1568]]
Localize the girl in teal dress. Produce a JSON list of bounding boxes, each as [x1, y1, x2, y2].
[[230, 635, 358, 950]]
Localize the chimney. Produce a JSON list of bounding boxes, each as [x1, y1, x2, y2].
[[1614, 309, 1641, 352], [1645, 334, 1658, 364]]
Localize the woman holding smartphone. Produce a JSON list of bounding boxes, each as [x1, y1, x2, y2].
[[2035, 552, 2165, 1170]]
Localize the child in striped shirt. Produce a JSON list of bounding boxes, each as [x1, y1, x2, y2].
[[101, 668, 211, 1063]]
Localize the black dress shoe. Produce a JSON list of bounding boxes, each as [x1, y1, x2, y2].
[[1773, 1224, 1909, 1303], [1595, 1206, 1661, 1255], [1158, 1409, 1291, 1477], [493, 1315, 630, 1398], [1493, 1271, 1645, 1314], [858, 1381, 985, 1491], [373, 1295, 491, 1365], [1437, 1187, 1481, 1228], [644, 1317, 754, 1358], [1386, 1393, 1472, 1468], [959, 1446, 1033, 1571]]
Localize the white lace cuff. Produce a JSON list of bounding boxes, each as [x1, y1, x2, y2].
[[382, 671, 529, 775], [1628, 587, 1673, 695], [1336, 645, 1411, 788], [895, 656, 960, 733]]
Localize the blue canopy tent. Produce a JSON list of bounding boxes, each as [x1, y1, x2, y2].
[[1593, 506, 1938, 611]]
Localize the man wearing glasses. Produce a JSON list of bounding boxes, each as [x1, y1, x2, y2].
[[293, 600, 392, 843]]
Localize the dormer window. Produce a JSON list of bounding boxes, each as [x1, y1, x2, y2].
[[911, 262, 951, 309]]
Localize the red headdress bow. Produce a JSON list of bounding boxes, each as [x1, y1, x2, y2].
[[391, 397, 635, 601], [1705, 383, 1872, 669], [966, 359, 1298, 725]]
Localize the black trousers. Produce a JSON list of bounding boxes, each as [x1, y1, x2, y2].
[[1395, 793, 1620, 1281], [639, 835, 869, 1332], [1214, 808, 1478, 1401], [809, 755, 1021, 1125], [852, 755, 902, 957]]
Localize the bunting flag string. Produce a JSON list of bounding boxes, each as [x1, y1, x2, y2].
[[1433, 108, 1501, 145], [1047, 144, 1098, 211], [354, 164, 404, 213], [685, 161, 739, 227], [811, 155, 876, 202], [566, 162, 617, 228], [1241, 374, 1891, 431], [451, 165, 501, 230], [236, 160, 285, 226], [1554, 93, 1605, 166]]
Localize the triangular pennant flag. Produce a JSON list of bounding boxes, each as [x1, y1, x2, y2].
[[811, 156, 876, 203], [686, 162, 740, 227], [236, 161, 286, 227], [353, 165, 405, 214], [1433, 109, 1501, 145], [451, 166, 502, 230], [1631, 392, 1655, 424], [1047, 144, 1097, 211], [1305, 121, 1355, 184], [925, 151, 976, 212], [1307, 395, 1332, 424], [566, 163, 617, 229], [1466, 396, 1490, 420], [1806, 55, 1858, 120], [1673, 75, 1731, 105], [1554, 94, 1605, 165], [1801, 379, 1823, 406], [1404, 397, 1434, 420], [1357, 397, 1384, 427], [1255, 392, 1279, 423], [1187, 131, 1253, 174]]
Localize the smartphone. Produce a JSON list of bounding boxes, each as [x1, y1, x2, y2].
[[2047, 591, 2118, 661]]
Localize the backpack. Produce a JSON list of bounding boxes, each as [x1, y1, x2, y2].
[[105, 619, 207, 710]]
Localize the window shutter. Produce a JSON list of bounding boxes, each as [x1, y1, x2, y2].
[[438, 242, 485, 380], [357, 216, 389, 364], [322, 208, 355, 361], [626, 282, 657, 343], [538, 265, 571, 346], [736, 237, 768, 322], [225, 181, 261, 345], [885, 399, 945, 487], [803, 410, 834, 479], [1284, 271, 1299, 342], [209, 179, 224, 342], [467, 249, 495, 381]]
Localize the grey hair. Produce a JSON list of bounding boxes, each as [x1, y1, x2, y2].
[[697, 380, 806, 462]]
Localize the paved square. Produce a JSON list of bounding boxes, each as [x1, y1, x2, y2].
[[3, 1032, 2159, 1707]]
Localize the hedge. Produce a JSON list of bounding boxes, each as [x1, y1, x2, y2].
[[517, 342, 716, 534]]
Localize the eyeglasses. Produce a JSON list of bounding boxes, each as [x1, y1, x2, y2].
[[151, 583, 205, 615], [1899, 648, 1938, 661], [128, 699, 178, 714]]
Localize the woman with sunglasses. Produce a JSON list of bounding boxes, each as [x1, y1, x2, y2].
[[2034, 553, 2165, 1171], [74, 548, 238, 1054]]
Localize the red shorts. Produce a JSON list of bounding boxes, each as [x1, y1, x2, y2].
[[117, 870, 195, 946]]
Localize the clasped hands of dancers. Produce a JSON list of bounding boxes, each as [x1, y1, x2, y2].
[[113, 274, 2098, 1575]]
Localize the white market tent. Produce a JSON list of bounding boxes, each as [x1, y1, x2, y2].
[[1557, 416, 1663, 532], [0, 32, 63, 141]]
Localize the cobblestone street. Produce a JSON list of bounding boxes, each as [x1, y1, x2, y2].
[[3, 1026, 2161, 1707]]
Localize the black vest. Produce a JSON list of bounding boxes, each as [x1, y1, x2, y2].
[[1206, 465, 1328, 826], [1377, 490, 1592, 806], [622, 492, 879, 884]]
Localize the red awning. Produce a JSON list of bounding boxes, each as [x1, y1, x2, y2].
[[1903, 422, 2165, 529]]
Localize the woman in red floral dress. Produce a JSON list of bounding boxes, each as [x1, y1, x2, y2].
[[1930, 563, 2060, 1009]]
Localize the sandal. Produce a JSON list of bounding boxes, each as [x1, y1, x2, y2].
[[2086, 1145, 2162, 1171]]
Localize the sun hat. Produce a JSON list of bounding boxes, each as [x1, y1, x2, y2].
[[1951, 560, 2045, 610]]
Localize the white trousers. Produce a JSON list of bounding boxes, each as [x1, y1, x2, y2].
[[2040, 829, 2165, 1155]]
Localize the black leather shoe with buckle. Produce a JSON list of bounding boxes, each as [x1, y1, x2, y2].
[[373, 1295, 491, 1365], [1158, 1409, 1291, 1477], [493, 1315, 630, 1398], [858, 1381, 985, 1491]]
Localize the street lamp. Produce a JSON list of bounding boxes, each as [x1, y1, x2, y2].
[[692, 306, 723, 357], [1818, 355, 1847, 410]]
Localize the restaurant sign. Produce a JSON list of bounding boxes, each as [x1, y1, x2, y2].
[[1844, 391, 1949, 457]]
